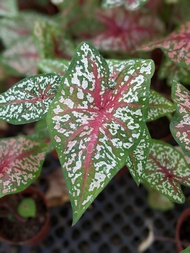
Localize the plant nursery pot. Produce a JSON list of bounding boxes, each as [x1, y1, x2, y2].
[[0, 187, 50, 246], [176, 208, 190, 252]]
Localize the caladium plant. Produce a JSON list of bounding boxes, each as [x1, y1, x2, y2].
[[1, 0, 190, 228]]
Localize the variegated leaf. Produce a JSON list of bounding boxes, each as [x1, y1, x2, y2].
[[170, 81, 190, 157], [0, 12, 49, 48], [159, 58, 190, 86], [38, 58, 70, 75], [0, 73, 61, 124], [1, 37, 39, 76], [102, 0, 149, 10], [0, 136, 48, 198], [141, 140, 190, 203], [147, 90, 175, 121], [141, 22, 190, 67], [0, 0, 18, 17], [47, 42, 154, 224], [93, 9, 164, 53], [126, 127, 151, 185]]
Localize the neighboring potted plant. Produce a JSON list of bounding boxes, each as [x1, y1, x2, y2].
[[0, 187, 50, 245], [0, 0, 190, 232]]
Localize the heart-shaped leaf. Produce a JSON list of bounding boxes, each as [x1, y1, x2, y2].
[[38, 58, 70, 75], [0, 136, 48, 198], [126, 127, 151, 185], [170, 81, 190, 157], [93, 9, 164, 52], [102, 0, 149, 10], [0, 73, 61, 124], [141, 140, 190, 203], [0, 0, 18, 17], [1, 37, 39, 76], [159, 58, 190, 86], [140, 22, 190, 67], [47, 42, 154, 223], [147, 89, 175, 121]]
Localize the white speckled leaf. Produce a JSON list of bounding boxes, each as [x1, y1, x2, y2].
[[141, 22, 190, 67], [159, 58, 190, 86], [126, 127, 151, 185], [0, 73, 61, 124], [147, 90, 175, 121], [141, 140, 190, 203], [38, 58, 70, 75], [102, 0, 149, 10], [47, 42, 154, 224], [0, 136, 48, 198], [0, 0, 18, 17], [170, 81, 190, 157]]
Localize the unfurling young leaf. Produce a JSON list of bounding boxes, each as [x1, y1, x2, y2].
[[0, 136, 48, 198], [170, 80, 190, 157], [102, 0, 149, 11], [141, 140, 190, 203], [17, 198, 36, 218], [47, 42, 154, 224], [0, 73, 61, 124]]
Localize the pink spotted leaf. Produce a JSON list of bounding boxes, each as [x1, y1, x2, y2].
[[47, 42, 154, 224], [147, 90, 175, 121], [0, 73, 61, 124], [140, 21, 190, 67], [38, 58, 70, 75], [93, 9, 164, 53], [0, 0, 18, 17], [141, 140, 190, 203], [102, 0, 149, 10], [170, 81, 190, 157], [126, 127, 151, 185], [0, 136, 48, 198]]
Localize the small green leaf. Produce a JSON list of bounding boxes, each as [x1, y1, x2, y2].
[[17, 198, 36, 218], [159, 58, 190, 86], [0, 73, 61, 124], [147, 90, 175, 121], [170, 81, 190, 157], [141, 140, 190, 203]]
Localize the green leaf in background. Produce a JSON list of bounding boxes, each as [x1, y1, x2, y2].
[[158, 58, 190, 86], [147, 89, 175, 121], [47, 42, 154, 224], [141, 140, 190, 203], [102, 0, 149, 10], [0, 136, 48, 198], [0, 0, 18, 17], [180, 246, 190, 253], [38, 58, 70, 75], [0, 73, 61, 124], [170, 81, 190, 157], [17, 198, 36, 218]]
